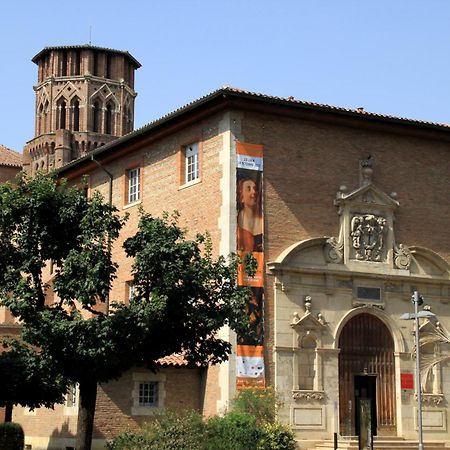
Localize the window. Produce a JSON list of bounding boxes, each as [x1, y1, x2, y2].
[[127, 167, 141, 204], [64, 383, 78, 416], [92, 100, 101, 133], [105, 102, 114, 135], [66, 384, 77, 408], [132, 372, 166, 415], [185, 143, 199, 183], [139, 382, 159, 407], [127, 281, 135, 301], [71, 98, 80, 131], [57, 98, 67, 130]]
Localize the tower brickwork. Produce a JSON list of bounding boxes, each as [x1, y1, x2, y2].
[[23, 45, 140, 174]]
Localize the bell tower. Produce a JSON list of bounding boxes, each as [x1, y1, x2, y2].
[[23, 45, 141, 174]]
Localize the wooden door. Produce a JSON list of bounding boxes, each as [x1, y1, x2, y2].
[[339, 313, 396, 436]]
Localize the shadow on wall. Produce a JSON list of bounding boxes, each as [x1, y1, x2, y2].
[[47, 420, 76, 450]]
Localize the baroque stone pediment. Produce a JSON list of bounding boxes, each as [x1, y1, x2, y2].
[[335, 183, 400, 211], [324, 159, 410, 271], [291, 311, 325, 332]]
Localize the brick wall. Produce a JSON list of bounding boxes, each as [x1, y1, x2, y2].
[[94, 366, 204, 440], [0, 165, 20, 183]]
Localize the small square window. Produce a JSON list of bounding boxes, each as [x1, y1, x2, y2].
[[185, 143, 199, 184], [139, 382, 159, 407], [132, 373, 165, 415], [127, 167, 140, 204]]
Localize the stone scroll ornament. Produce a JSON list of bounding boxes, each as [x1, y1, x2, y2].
[[350, 214, 387, 262], [393, 243, 412, 270], [324, 237, 344, 264]]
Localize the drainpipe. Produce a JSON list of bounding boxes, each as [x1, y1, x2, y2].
[[91, 154, 113, 314]]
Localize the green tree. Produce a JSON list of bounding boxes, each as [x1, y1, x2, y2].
[[0, 340, 68, 422], [0, 173, 253, 450]]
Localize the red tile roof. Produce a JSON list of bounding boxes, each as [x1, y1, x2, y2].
[[0, 145, 22, 167], [157, 353, 189, 367]]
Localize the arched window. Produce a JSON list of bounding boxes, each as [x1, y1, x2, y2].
[[92, 101, 101, 133], [43, 100, 49, 133], [123, 105, 133, 134], [71, 98, 80, 131], [105, 102, 114, 134], [38, 103, 44, 135], [57, 98, 67, 130]]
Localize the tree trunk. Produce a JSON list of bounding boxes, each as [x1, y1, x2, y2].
[[76, 379, 97, 450], [4, 402, 12, 422]]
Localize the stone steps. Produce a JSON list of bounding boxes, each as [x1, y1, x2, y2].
[[311, 436, 449, 450]]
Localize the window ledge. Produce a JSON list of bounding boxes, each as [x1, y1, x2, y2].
[[123, 200, 142, 210], [131, 406, 163, 416], [178, 178, 201, 191]]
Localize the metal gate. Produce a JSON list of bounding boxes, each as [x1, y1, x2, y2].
[[338, 313, 396, 436]]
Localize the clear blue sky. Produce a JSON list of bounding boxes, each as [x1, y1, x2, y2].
[[1, 0, 450, 152]]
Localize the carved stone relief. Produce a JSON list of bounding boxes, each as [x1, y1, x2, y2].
[[393, 243, 412, 270], [325, 159, 412, 271], [350, 214, 387, 262], [324, 237, 343, 264], [292, 390, 326, 402]]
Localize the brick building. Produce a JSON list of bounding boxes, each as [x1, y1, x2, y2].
[[7, 45, 450, 449], [0, 144, 22, 183]]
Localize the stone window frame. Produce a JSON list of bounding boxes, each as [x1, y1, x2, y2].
[[131, 372, 166, 416], [178, 140, 202, 189], [124, 161, 143, 208]]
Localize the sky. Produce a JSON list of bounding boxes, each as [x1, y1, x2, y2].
[[1, 0, 450, 152]]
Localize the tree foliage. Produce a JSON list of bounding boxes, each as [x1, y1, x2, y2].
[[0, 340, 67, 412], [0, 173, 253, 449]]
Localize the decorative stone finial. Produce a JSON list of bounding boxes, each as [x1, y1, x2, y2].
[[304, 296, 312, 313], [360, 158, 373, 186]]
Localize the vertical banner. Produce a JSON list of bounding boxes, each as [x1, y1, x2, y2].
[[235, 142, 265, 388]]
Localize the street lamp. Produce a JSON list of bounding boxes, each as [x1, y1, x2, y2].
[[400, 291, 435, 450]]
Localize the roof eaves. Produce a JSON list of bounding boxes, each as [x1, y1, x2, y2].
[[32, 45, 141, 68], [57, 86, 450, 176], [219, 87, 450, 131]]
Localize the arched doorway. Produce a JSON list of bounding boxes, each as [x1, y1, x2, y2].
[[339, 313, 396, 437]]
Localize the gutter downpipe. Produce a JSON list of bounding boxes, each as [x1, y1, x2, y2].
[[91, 154, 113, 315]]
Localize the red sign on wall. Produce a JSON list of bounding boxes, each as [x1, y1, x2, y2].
[[401, 373, 414, 390]]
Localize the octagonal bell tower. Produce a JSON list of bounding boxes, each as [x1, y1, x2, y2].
[[23, 45, 141, 174]]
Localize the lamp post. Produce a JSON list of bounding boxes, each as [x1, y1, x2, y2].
[[400, 291, 435, 450]]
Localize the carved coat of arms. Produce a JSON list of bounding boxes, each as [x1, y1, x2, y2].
[[350, 214, 386, 262]]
